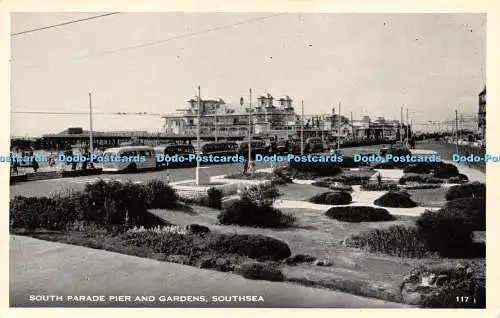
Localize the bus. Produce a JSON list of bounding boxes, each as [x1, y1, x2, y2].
[[101, 146, 156, 172], [154, 144, 196, 168], [201, 141, 239, 158]]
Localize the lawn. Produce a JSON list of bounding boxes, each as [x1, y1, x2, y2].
[[148, 205, 485, 303], [277, 184, 328, 201], [406, 187, 448, 208]]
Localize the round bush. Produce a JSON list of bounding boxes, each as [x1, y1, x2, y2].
[[289, 161, 342, 177], [374, 191, 418, 208], [403, 162, 459, 179], [345, 225, 428, 257], [440, 196, 485, 231], [445, 182, 485, 201], [399, 173, 443, 185], [206, 187, 223, 209], [284, 254, 317, 266], [240, 262, 285, 281], [309, 191, 352, 205], [209, 233, 292, 261], [145, 180, 178, 209], [416, 210, 475, 258], [361, 183, 400, 191], [325, 206, 395, 222], [217, 199, 295, 228]]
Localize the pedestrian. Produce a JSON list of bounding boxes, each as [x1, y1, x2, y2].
[[32, 157, 39, 173], [377, 172, 382, 185]]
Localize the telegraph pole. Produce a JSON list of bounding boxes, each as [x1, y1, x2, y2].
[[196, 86, 202, 185], [455, 110, 459, 154], [350, 111, 354, 142], [301, 100, 304, 155], [400, 107, 403, 144], [248, 88, 253, 173], [406, 108, 409, 145], [88, 92, 94, 154], [214, 114, 217, 142], [337, 102, 341, 151]]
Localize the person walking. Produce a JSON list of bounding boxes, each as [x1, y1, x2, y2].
[[32, 157, 39, 173]]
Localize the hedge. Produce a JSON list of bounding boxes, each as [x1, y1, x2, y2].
[[416, 208, 479, 258], [345, 225, 428, 258], [399, 173, 443, 185], [325, 206, 395, 222], [445, 182, 485, 201], [209, 233, 292, 261], [309, 191, 352, 205], [217, 199, 295, 228], [361, 183, 400, 191], [403, 162, 459, 179], [10, 179, 176, 232], [374, 191, 418, 208]]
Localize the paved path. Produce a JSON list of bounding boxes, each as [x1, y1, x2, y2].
[[9, 235, 408, 308]]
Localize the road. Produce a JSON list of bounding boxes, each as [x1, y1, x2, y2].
[[10, 235, 409, 308], [10, 143, 485, 198], [10, 162, 272, 198]]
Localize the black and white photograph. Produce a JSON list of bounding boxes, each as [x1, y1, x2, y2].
[[8, 11, 488, 309]]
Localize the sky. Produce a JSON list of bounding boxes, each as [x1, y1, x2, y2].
[[10, 12, 486, 137]]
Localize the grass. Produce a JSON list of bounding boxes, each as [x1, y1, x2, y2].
[[277, 184, 328, 201], [406, 187, 448, 208], [146, 205, 484, 305], [15, 202, 485, 306]]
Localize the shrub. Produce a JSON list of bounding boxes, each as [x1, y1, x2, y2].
[[9, 194, 84, 232], [309, 191, 352, 205], [206, 187, 223, 209], [445, 182, 485, 201], [10, 196, 45, 232], [329, 182, 353, 192], [289, 161, 342, 178], [209, 233, 292, 261], [405, 264, 486, 308], [186, 224, 210, 235], [345, 225, 428, 257], [271, 168, 293, 184], [218, 199, 295, 228], [403, 162, 459, 179], [399, 173, 443, 185], [122, 230, 207, 261], [144, 180, 178, 208], [283, 254, 317, 266], [361, 183, 400, 191], [374, 191, 418, 208], [240, 183, 279, 207], [401, 184, 442, 190], [325, 206, 395, 222], [239, 262, 285, 281], [440, 197, 485, 231], [82, 179, 167, 227], [417, 209, 475, 258]]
